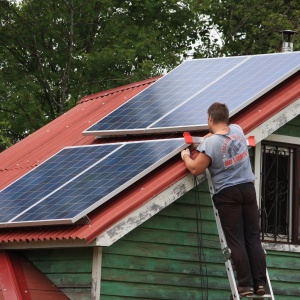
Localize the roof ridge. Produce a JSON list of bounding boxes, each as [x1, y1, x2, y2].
[[78, 76, 161, 104]]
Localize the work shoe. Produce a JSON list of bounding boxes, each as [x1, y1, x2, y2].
[[238, 286, 254, 297], [255, 285, 266, 295]]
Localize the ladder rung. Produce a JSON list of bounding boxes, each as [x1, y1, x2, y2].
[[245, 295, 272, 299], [231, 294, 273, 300]]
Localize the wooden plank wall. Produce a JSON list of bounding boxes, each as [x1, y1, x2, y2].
[[100, 180, 300, 299], [274, 114, 300, 138], [100, 182, 232, 299], [268, 250, 300, 299]]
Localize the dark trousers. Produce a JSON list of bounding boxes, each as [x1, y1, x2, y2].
[[213, 182, 266, 288]]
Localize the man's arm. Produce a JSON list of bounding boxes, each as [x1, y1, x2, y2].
[[181, 149, 211, 176]]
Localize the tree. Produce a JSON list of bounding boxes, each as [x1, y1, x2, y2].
[[1, 0, 300, 151], [0, 0, 202, 150], [196, 0, 300, 57]]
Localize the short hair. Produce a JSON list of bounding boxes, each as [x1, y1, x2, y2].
[[207, 102, 229, 124]]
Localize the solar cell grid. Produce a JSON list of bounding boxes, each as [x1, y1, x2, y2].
[[0, 144, 119, 223], [153, 52, 300, 129], [82, 51, 300, 136], [82, 56, 247, 134], [0, 139, 186, 227]]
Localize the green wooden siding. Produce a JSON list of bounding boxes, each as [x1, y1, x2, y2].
[[100, 183, 230, 299], [273, 114, 300, 138], [267, 250, 300, 299], [100, 181, 300, 299]]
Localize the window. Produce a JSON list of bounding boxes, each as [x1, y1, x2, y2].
[[260, 141, 300, 244]]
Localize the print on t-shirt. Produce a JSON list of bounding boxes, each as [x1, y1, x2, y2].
[[222, 134, 248, 169]]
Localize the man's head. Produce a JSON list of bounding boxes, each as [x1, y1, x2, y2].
[[207, 102, 229, 133], [207, 102, 229, 124]]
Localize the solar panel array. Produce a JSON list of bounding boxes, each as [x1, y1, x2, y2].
[[0, 139, 186, 228], [82, 51, 300, 136], [3, 51, 300, 229]]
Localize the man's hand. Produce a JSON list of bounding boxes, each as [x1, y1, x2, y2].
[[181, 148, 191, 160]]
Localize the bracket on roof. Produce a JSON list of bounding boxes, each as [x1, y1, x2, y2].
[[183, 132, 204, 145], [75, 215, 91, 225]]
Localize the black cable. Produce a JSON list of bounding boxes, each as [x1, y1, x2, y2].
[[194, 175, 209, 299]]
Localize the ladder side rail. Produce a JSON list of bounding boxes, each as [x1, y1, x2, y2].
[[266, 266, 275, 300]]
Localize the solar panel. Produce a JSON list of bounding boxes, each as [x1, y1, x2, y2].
[[82, 51, 300, 136], [0, 138, 186, 228]]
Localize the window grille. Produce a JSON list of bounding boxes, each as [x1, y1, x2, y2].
[[261, 143, 293, 243]]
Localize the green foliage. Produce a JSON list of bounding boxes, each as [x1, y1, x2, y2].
[[1, 0, 300, 149], [196, 0, 300, 57], [0, 0, 202, 148], [0, 121, 13, 152]]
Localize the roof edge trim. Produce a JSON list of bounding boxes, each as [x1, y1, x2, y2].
[[95, 173, 206, 246], [245, 97, 300, 143]]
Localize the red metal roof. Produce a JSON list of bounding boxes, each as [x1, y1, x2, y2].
[[0, 250, 69, 299], [0, 72, 300, 245]]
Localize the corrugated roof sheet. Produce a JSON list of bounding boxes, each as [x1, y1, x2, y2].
[[0, 71, 300, 246], [0, 250, 69, 299]]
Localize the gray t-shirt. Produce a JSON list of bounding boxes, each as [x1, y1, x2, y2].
[[197, 124, 255, 194]]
